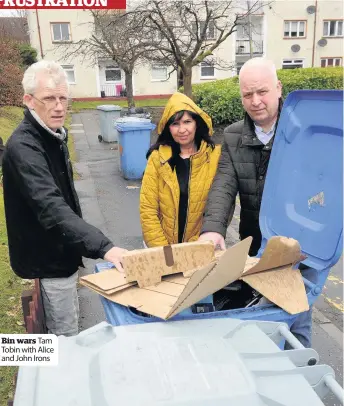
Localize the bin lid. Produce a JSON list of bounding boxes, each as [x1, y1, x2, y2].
[[13, 319, 332, 406], [116, 116, 151, 123], [260, 90, 343, 270], [97, 104, 122, 111], [116, 117, 156, 131]]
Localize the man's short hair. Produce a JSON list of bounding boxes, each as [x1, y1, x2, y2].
[[22, 60, 69, 95]]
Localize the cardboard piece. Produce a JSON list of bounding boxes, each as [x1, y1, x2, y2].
[[79, 269, 135, 295], [122, 241, 215, 287], [242, 265, 309, 315], [80, 236, 309, 319]]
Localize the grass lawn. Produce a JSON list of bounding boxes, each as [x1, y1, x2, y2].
[[0, 106, 77, 404], [71, 97, 169, 112], [0, 106, 27, 405]]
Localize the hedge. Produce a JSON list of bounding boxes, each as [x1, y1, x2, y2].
[[188, 67, 343, 125], [0, 39, 24, 107]]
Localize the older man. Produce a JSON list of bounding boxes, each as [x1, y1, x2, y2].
[[199, 57, 312, 348], [3, 61, 127, 336]]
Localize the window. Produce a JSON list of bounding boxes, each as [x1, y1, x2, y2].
[[151, 64, 167, 81], [323, 20, 343, 37], [192, 20, 216, 40], [236, 24, 249, 39], [51, 23, 71, 42], [61, 65, 75, 84], [284, 21, 306, 38], [200, 61, 215, 78], [282, 59, 304, 69], [201, 20, 215, 39], [105, 65, 121, 82], [321, 58, 342, 67]]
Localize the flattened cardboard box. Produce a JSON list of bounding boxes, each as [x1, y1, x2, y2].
[[122, 241, 215, 287], [80, 236, 309, 319]]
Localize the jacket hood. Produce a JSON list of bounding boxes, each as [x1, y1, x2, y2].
[[157, 92, 213, 136]]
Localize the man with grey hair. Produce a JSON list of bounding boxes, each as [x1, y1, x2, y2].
[[3, 60, 127, 337], [199, 57, 312, 348]]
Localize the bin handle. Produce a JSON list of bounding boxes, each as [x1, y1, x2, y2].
[[278, 324, 304, 349], [278, 326, 344, 403], [324, 374, 344, 404]]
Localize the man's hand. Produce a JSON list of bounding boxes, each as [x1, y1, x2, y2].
[[198, 232, 226, 250], [104, 247, 128, 272]]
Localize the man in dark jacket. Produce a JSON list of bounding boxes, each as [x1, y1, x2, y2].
[[199, 57, 312, 348], [199, 57, 282, 255], [3, 60, 127, 336]]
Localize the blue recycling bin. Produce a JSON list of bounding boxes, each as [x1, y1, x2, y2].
[[116, 119, 156, 180], [97, 90, 343, 328]]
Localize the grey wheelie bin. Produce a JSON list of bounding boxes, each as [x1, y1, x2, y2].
[[97, 104, 122, 142], [12, 318, 344, 405]]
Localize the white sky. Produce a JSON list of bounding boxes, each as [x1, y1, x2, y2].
[[0, 11, 14, 16]]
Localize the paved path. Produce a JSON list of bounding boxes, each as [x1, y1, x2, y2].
[[71, 110, 343, 406]]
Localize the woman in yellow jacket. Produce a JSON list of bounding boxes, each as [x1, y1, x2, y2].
[[140, 92, 221, 247]]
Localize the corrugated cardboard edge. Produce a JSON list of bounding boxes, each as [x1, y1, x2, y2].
[[79, 278, 135, 295], [79, 268, 133, 291]]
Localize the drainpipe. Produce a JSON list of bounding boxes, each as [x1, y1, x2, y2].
[[311, 0, 318, 67], [35, 10, 44, 59]]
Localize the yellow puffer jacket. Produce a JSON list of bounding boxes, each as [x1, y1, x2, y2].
[[140, 140, 221, 247]]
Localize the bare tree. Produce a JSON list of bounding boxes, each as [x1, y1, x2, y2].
[[133, 0, 266, 98], [0, 10, 29, 43], [56, 10, 153, 108]]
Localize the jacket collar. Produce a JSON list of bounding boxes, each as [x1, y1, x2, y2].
[[23, 108, 68, 144], [241, 98, 283, 148]]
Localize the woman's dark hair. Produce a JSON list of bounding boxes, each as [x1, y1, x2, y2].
[[146, 110, 215, 166]]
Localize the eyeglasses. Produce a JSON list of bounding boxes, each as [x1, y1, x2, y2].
[[30, 94, 68, 108]]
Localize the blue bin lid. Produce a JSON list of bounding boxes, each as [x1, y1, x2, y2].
[[97, 104, 122, 111], [116, 118, 156, 131], [260, 90, 343, 270]]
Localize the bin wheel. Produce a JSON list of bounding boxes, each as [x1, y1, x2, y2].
[[98, 135, 103, 142]]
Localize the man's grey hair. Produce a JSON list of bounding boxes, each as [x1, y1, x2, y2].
[[239, 57, 278, 86], [22, 60, 69, 95]]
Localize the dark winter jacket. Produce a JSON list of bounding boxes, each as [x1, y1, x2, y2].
[[2, 109, 114, 279], [201, 104, 281, 256]]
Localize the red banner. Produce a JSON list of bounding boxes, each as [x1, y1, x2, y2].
[[0, 0, 125, 8]]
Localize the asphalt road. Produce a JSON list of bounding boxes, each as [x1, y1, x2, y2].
[[71, 110, 343, 405]]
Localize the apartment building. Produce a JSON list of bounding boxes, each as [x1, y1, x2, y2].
[[27, 1, 343, 99]]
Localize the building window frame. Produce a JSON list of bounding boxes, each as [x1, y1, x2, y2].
[[282, 58, 304, 69], [200, 61, 215, 79], [320, 57, 342, 67], [151, 64, 168, 81], [50, 22, 71, 43], [105, 65, 122, 82], [192, 20, 216, 40], [61, 65, 76, 84], [283, 20, 306, 38], [323, 20, 343, 37]]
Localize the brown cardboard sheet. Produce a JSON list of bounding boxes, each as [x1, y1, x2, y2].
[[122, 241, 215, 287], [79, 236, 309, 319]]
